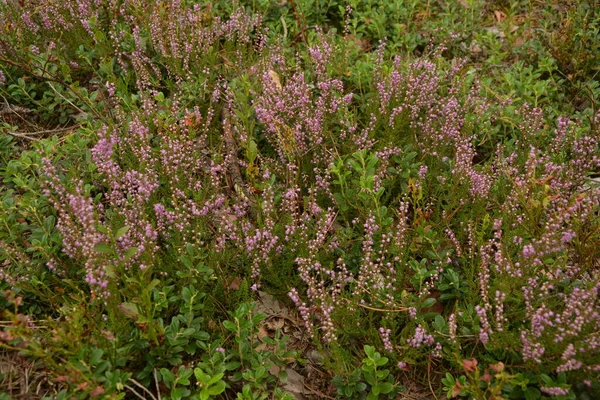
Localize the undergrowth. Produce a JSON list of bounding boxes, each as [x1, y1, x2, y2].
[[1, 0, 599, 399]]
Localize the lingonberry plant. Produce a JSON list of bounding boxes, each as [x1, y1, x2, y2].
[[1, 0, 599, 398]]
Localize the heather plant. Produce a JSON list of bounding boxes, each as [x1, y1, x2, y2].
[[1, 0, 600, 399]]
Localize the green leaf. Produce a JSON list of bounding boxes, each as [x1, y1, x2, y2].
[[247, 139, 258, 163], [43, 215, 56, 232], [278, 369, 288, 384], [118, 302, 140, 320], [94, 242, 112, 254], [146, 279, 160, 292], [208, 372, 224, 385], [170, 387, 190, 400], [255, 366, 267, 380], [123, 247, 139, 260], [372, 384, 381, 396], [421, 297, 436, 309], [223, 320, 236, 332], [364, 345, 375, 359], [378, 382, 394, 394], [433, 315, 446, 332], [115, 226, 129, 239], [199, 388, 209, 400], [194, 368, 208, 383], [376, 357, 388, 366], [525, 387, 541, 400], [160, 368, 175, 387], [207, 380, 226, 396], [89, 348, 104, 366], [225, 361, 241, 371]]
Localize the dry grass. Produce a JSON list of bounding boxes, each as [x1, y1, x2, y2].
[[0, 350, 62, 399]]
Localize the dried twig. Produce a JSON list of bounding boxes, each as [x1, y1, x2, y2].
[[1, 95, 38, 128], [427, 357, 439, 400], [154, 368, 162, 400], [127, 378, 158, 400], [343, 298, 408, 313], [0, 103, 32, 116], [4, 124, 81, 141], [123, 384, 148, 400], [301, 380, 336, 400]]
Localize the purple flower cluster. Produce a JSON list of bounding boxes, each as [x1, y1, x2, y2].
[[408, 325, 435, 348]]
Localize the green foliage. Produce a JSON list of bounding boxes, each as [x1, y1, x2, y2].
[[332, 345, 403, 399]]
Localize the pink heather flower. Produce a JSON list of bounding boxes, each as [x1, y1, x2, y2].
[[408, 307, 417, 319], [379, 327, 393, 352], [408, 325, 435, 348], [561, 230, 576, 243], [522, 244, 536, 258], [540, 387, 570, 396]]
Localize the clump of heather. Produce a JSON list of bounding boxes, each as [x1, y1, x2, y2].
[[2, 0, 600, 397]]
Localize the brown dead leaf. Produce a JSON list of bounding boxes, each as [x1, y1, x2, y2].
[[101, 329, 115, 341], [266, 317, 285, 331], [257, 325, 269, 340], [283, 368, 308, 399], [268, 70, 282, 91], [484, 26, 505, 38], [494, 10, 507, 23], [256, 291, 284, 315], [269, 364, 281, 376], [458, 0, 469, 8], [228, 277, 241, 290]]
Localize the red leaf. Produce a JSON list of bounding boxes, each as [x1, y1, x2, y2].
[[462, 358, 478, 373]]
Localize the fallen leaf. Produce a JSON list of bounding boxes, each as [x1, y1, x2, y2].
[[269, 364, 281, 376], [101, 329, 115, 341], [266, 317, 285, 331], [256, 291, 284, 315], [283, 368, 308, 399], [269, 70, 282, 91], [493, 10, 507, 22], [228, 277, 241, 290], [257, 325, 269, 339], [484, 26, 505, 38], [307, 349, 325, 365]]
